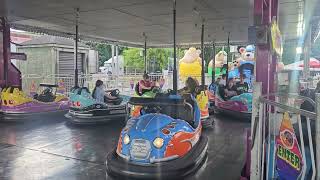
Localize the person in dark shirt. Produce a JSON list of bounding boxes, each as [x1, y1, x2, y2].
[[224, 78, 237, 99], [235, 74, 249, 95]]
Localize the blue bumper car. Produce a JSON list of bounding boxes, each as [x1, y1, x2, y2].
[[65, 87, 128, 124], [106, 93, 208, 179]]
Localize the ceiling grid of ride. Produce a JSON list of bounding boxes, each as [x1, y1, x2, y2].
[[1, 0, 307, 47]]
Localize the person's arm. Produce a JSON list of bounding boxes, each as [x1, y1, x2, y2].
[[224, 88, 229, 97]]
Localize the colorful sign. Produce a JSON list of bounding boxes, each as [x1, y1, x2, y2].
[[57, 79, 66, 94], [271, 19, 283, 55], [130, 79, 134, 90], [276, 112, 303, 180], [29, 80, 37, 96], [159, 78, 165, 89]]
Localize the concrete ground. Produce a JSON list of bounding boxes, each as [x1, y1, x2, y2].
[[0, 112, 250, 180]]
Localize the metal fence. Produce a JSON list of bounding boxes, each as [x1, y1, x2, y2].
[[250, 82, 319, 180], [21, 73, 216, 96]]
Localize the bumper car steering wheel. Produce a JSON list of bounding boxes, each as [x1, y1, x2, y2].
[[110, 89, 120, 97], [140, 105, 162, 114]]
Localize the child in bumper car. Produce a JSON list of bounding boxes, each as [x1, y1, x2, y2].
[[92, 80, 121, 104], [138, 73, 156, 95], [235, 74, 249, 95], [223, 78, 237, 100], [178, 77, 199, 97]]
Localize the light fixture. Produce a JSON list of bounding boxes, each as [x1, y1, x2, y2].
[[153, 137, 164, 149], [123, 134, 130, 145], [296, 47, 302, 54]]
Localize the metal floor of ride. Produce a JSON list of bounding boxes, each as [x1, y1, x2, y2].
[[0, 113, 250, 180]]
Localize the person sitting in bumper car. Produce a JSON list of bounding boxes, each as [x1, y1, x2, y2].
[[136, 73, 156, 95], [223, 78, 237, 100], [92, 80, 122, 105], [235, 74, 249, 95], [178, 77, 199, 96]]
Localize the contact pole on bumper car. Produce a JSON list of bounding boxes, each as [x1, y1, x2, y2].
[[200, 20, 212, 127], [225, 32, 230, 83], [173, 0, 177, 93], [201, 20, 205, 86], [143, 32, 147, 74], [74, 8, 79, 88], [212, 42, 215, 84]]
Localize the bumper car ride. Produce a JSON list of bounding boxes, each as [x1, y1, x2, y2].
[[0, 87, 70, 121], [65, 87, 128, 124], [106, 93, 208, 179], [214, 87, 252, 119]]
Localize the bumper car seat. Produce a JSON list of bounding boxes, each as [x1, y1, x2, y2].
[[159, 93, 195, 128], [36, 88, 56, 102], [104, 89, 123, 105]]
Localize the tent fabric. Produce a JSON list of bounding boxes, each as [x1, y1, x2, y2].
[[284, 58, 320, 71]]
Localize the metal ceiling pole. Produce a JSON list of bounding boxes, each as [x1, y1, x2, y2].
[[2, 18, 8, 87], [112, 45, 115, 75], [116, 45, 119, 85], [173, 0, 177, 93], [143, 33, 147, 73], [201, 21, 205, 86], [303, 28, 311, 85], [74, 8, 79, 87], [225, 32, 230, 83], [212, 41, 216, 84]]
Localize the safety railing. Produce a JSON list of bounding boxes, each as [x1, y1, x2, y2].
[[20, 73, 216, 96], [21, 74, 93, 95], [250, 82, 319, 180]]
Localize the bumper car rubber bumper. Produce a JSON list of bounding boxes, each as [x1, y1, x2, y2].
[[214, 107, 252, 120], [0, 110, 68, 121], [106, 135, 208, 179], [65, 107, 127, 124]]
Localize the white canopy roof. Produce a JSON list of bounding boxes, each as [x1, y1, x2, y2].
[[2, 0, 305, 47]]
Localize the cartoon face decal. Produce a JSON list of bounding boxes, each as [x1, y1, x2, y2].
[[280, 129, 294, 149]]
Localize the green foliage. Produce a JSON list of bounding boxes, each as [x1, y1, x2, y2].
[[123, 48, 186, 70], [96, 44, 112, 66], [86, 42, 127, 66], [147, 48, 172, 70], [123, 48, 144, 68]]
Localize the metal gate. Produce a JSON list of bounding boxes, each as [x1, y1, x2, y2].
[[249, 82, 320, 180], [58, 51, 83, 75]]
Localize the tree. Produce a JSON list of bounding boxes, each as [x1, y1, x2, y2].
[[123, 48, 178, 71], [86, 42, 127, 67], [123, 48, 144, 69]]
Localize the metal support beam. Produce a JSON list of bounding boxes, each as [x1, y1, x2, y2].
[[74, 8, 79, 87], [212, 42, 216, 84], [116, 45, 119, 85], [316, 93, 320, 180], [303, 28, 311, 85], [201, 21, 205, 86], [112, 45, 115, 75], [173, 0, 177, 93], [250, 82, 263, 179], [2, 18, 8, 87], [143, 33, 147, 73], [254, 0, 278, 95], [225, 32, 230, 83]]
